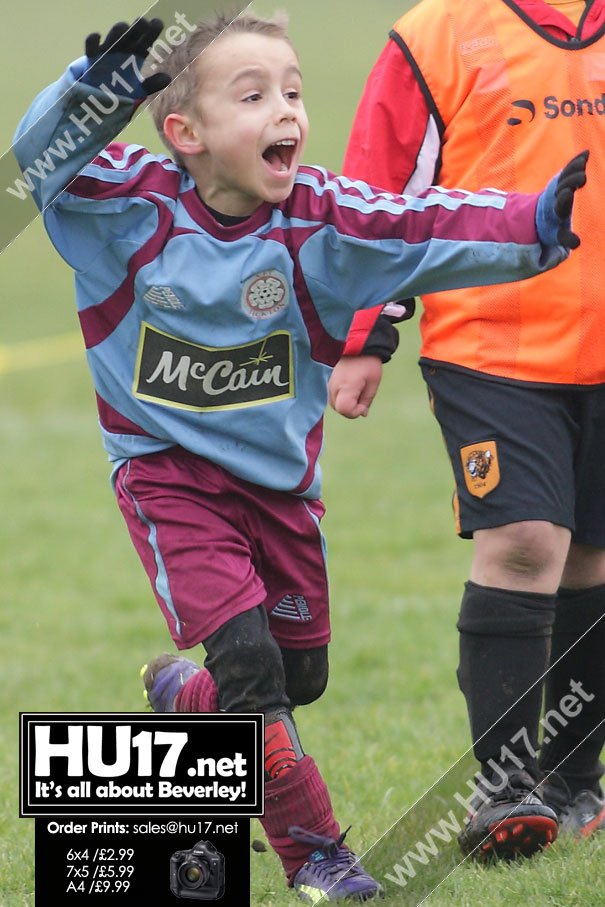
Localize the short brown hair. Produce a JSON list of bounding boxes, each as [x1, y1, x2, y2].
[[145, 11, 292, 162]]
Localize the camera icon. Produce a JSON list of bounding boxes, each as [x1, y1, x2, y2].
[[170, 840, 225, 900]]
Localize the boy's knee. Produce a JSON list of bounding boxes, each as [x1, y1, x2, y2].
[[281, 645, 329, 706], [204, 606, 289, 714]]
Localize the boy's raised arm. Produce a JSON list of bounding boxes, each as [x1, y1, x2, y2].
[[327, 150, 589, 420], [13, 18, 169, 212]]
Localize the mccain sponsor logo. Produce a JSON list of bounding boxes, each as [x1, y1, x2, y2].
[[134, 323, 293, 412]]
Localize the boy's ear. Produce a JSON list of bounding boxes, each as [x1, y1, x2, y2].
[[163, 113, 205, 157]]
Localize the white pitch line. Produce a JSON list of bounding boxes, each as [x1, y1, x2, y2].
[[0, 331, 83, 375]]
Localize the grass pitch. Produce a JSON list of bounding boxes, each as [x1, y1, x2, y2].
[[2, 1, 603, 904]]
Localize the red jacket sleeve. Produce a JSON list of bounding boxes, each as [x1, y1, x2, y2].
[[342, 307, 385, 356], [342, 36, 431, 355], [342, 37, 432, 193]]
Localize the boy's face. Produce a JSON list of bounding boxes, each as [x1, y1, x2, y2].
[[190, 32, 309, 216]]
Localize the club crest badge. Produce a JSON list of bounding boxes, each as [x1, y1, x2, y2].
[[460, 441, 500, 498], [242, 270, 289, 319]]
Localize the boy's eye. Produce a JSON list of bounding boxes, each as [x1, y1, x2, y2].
[[243, 93, 262, 102], [285, 90, 301, 100]]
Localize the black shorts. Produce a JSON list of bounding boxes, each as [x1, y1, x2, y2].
[[421, 364, 605, 544]]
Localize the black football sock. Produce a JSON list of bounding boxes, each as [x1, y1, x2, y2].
[[539, 584, 605, 795], [457, 580, 556, 780]]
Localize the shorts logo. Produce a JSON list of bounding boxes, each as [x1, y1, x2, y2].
[[242, 270, 289, 319], [271, 595, 312, 622], [460, 441, 500, 498], [134, 323, 293, 411]]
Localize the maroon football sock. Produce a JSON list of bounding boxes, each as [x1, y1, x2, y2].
[[260, 755, 341, 883], [174, 667, 219, 712], [173, 669, 340, 881]]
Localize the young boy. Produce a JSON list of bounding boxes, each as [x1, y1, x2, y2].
[[13, 11, 587, 901]]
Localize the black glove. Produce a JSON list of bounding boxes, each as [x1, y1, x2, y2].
[[553, 150, 589, 249], [360, 315, 400, 363], [536, 150, 589, 250], [83, 19, 171, 97], [360, 301, 415, 363]]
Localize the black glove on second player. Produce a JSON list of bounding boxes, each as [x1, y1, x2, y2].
[[536, 150, 589, 250], [83, 19, 171, 98]]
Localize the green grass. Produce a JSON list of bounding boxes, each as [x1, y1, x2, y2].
[[2, 1, 604, 905]]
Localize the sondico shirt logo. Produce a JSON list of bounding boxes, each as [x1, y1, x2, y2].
[[508, 93, 605, 125], [134, 323, 293, 412]]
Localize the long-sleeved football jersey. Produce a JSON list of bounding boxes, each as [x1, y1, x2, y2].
[[14, 56, 568, 497]]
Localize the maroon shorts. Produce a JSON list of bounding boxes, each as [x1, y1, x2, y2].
[[114, 447, 330, 651]]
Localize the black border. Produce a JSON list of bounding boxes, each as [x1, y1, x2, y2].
[[20, 712, 264, 817]]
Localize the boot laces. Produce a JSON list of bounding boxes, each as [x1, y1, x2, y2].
[[289, 825, 364, 877]]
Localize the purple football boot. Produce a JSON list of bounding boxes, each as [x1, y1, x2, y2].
[[140, 653, 199, 712], [289, 826, 384, 902]]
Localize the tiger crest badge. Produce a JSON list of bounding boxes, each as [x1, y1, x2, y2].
[[460, 441, 500, 498]]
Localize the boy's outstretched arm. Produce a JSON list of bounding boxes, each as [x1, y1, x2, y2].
[[327, 151, 589, 420], [13, 18, 169, 212]]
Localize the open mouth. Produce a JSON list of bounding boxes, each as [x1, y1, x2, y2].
[[262, 139, 297, 174]]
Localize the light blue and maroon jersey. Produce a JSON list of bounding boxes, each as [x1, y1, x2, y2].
[[14, 58, 566, 498]]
